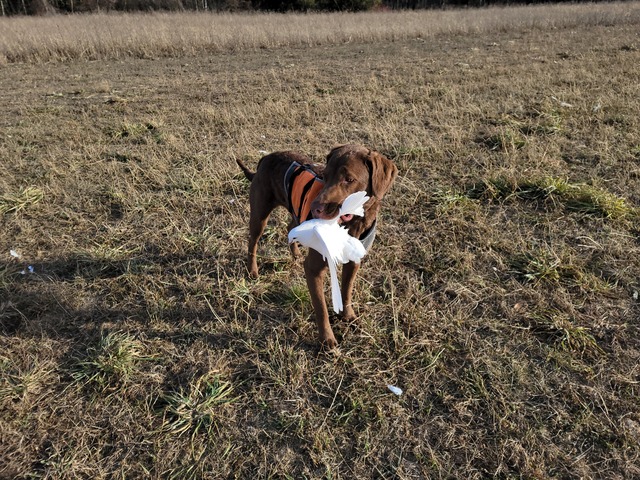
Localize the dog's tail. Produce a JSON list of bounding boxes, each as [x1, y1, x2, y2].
[[236, 159, 255, 182]]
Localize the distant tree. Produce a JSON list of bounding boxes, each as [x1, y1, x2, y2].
[[114, 0, 185, 11], [318, 0, 379, 10], [252, 0, 378, 11], [252, 0, 316, 12], [0, 0, 613, 16], [4, 0, 54, 14]]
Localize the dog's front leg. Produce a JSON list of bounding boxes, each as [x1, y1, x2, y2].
[[304, 250, 337, 349], [340, 261, 360, 322]]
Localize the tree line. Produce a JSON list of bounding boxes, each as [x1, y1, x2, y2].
[[0, 0, 599, 16]]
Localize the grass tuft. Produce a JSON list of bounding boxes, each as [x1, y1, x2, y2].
[[0, 354, 55, 404], [475, 127, 527, 152], [527, 310, 604, 356], [159, 374, 235, 441], [510, 251, 562, 284], [562, 184, 633, 219], [0, 186, 44, 215], [469, 177, 635, 219], [109, 121, 165, 144], [432, 188, 479, 216], [71, 331, 147, 391]]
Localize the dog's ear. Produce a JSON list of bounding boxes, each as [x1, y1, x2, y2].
[[366, 150, 398, 199], [326, 144, 346, 163]]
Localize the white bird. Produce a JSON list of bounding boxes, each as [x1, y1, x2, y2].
[[288, 191, 369, 313]]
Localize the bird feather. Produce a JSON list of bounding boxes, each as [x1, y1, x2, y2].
[[339, 191, 369, 218]]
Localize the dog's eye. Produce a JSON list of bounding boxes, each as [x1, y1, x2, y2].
[[345, 177, 355, 184]]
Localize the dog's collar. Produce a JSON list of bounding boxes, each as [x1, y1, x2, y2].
[[359, 220, 377, 252]]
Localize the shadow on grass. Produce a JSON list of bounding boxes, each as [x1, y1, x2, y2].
[[0, 248, 320, 375], [0, 251, 238, 346]]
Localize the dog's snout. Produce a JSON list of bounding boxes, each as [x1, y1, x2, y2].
[[311, 201, 327, 219], [311, 199, 341, 220]]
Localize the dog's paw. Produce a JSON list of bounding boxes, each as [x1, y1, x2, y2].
[[340, 306, 357, 323], [320, 334, 339, 351], [318, 321, 339, 350]]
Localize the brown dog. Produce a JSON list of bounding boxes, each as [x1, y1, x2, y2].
[[236, 144, 397, 349]]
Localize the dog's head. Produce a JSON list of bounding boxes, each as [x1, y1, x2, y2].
[[311, 145, 398, 221]]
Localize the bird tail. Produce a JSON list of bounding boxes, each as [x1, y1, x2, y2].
[[236, 159, 255, 182], [328, 260, 343, 313]]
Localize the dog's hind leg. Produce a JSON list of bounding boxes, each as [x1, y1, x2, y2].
[[247, 195, 275, 279], [287, 219, 302, 259]]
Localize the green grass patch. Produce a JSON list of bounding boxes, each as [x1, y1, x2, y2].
[[526, 310, 604, 356], [469, 177, 635, 219], [509, 248, 613, 292], [159, 374, 235, 441], [510, 251, 562, 284], [71, 331, 148, 391], [262, 280, 311, 309]]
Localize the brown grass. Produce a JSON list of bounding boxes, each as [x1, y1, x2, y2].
[[1, 6, 640, 479], [1, 2, 640, 64]]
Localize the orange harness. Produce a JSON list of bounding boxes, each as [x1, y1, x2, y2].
[[285, 162, 325, 223]]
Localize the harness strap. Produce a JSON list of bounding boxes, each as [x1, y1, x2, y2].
[[283, 161, 302, 202], [285, 162, 325, 224]]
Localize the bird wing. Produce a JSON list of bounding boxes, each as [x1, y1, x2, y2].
[[289, 220, 324, 247], [288, 222, 306, 244], [289, 221, 357, 314], [343, 235, 367, 264], [339, 191, 369, 217], [311, 224, 338, 263]]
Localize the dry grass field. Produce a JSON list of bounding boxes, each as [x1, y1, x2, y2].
[[1, 4, 640, 479], [2, 3, 640, 64]]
